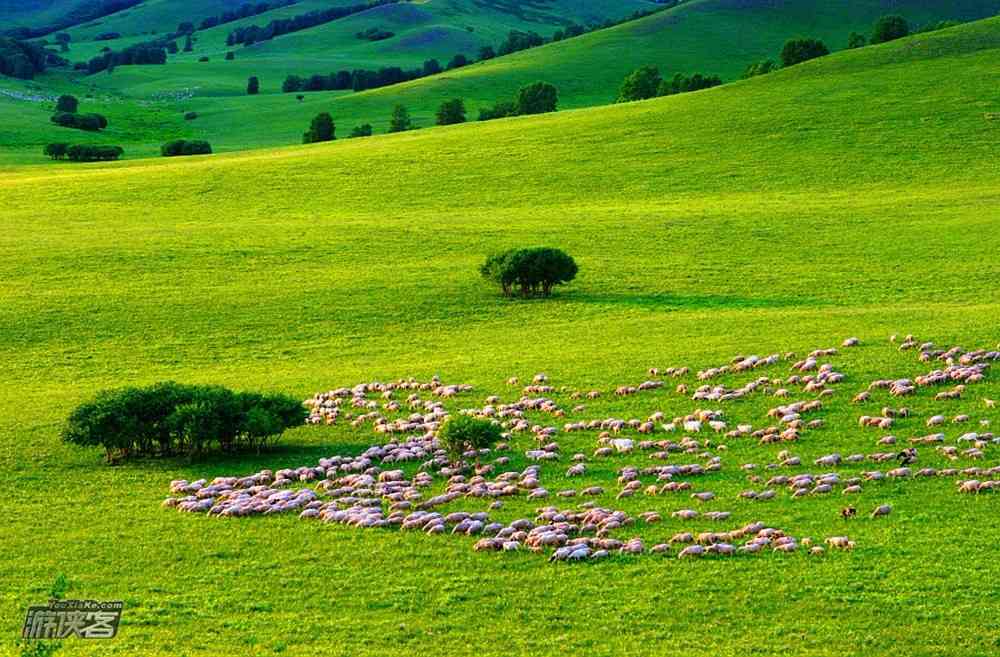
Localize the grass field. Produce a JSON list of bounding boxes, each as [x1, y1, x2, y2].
[[3, 16, 1000, 655]]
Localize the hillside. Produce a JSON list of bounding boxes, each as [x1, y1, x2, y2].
[[3, 15, 1000, 657], [2, 0, 998, 165]]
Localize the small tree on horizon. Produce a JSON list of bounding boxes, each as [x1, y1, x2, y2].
[[246, 76, 259, 95]]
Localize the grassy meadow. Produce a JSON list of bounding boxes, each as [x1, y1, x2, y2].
[[3, 16, 1000, 655]]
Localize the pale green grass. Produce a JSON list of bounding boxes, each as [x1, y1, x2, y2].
[[2, 17, 1000, 657]]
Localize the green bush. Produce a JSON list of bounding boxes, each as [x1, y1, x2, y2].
[[871, 15, 909, 44], [780, 38, 829, 67], [51, 111, 107, 131], [44, 142, 68, 159], [742, 60, 776, 78], [388, 104, 412, 132], [62, 381, 307, 462], [161, 139, 213, 156], [516, 81, 558, 115], [438, 415, 502, 461], [183, 111, 198, 120], [617, 65, 661, 102], [303, 112, 335, 143], [478, 100, 517, 121], [658, 72, 722, 96], [435, 98, 466, 125], [55, 94, 78, 113], [480, 247, 578, 297], [65, 144, 123, 161], [349, 123, 373, 137]]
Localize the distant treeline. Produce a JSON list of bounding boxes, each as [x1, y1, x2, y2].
[[282, 55, 472, 93], [3, 0, 141, 39], [0, 37, 50, 79], [196, 0, 297, 31], [281, 6, 667, 95], [82, 41, 168, 74], [226, 0, 401, 47]]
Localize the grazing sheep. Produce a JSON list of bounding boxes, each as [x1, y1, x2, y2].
[[871, 504, 892, 518]]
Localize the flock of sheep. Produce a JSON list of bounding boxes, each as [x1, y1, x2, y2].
[[164, 335, 999, 562]]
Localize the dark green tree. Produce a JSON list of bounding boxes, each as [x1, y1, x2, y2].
[[303, 112, 335, 143], [871, 15, 909, 44], [422, 58, 442, 76], [44, 143, 68, 159], [742, 60, 776, 78], [516, 81, 558, 115], [616, 65, 662, 102], [847, 32, 867, 49], [435, 98, 466, 125], [247, 75, 259, 95], [478, 45, 495, 60], [183, 33, 193, 52], [779, 38, 829, 67], [350, 123, 373, 137], [55, 94, 78, 113], [388, 104, 412, 132]]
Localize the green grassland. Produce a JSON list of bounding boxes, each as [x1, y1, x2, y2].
[[3, 17, 1000, 656], [3, 0, 999, 166]]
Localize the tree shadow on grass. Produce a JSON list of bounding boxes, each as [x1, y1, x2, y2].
[[561, 291, 822, 311]]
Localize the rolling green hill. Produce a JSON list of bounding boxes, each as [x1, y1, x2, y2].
[[2, 0, 998, 166], [3, 14, 1000, 657]]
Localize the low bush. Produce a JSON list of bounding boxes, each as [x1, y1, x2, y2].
[[780, 38, 829, 67], [43, 143, 69, 159], [65, 144, 123, 161], [478, 100, 517, 121], [438, 415, 502, 462], [183, 111, 198, 120], [51, 111, 107, 131], [160, 139, 213, 156], [480, 247, 578, 297], [55, 94, 78, 113], [62, 381, 307, 461], [349, 123, 372, 137]]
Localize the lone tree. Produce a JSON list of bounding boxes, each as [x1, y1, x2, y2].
[[247, 75, 259, 95], [388, 104, 412, 132], [55, 94, 78, 113], [871, 15, 909, 44], [303, 112, 335, 143], [435, 98, 466, 125], [617, 65, 661, 102], [480, 247, 578, 297], [780, 38, 829, 67], [438, 415, 502, 463], [516, 81, 558, 115], [847, 32, 867, 49], [44, 143, 68, 159], [183, 33, 193, 52], [350, 123, 373, 137]]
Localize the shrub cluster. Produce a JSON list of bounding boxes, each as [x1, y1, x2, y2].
[[0, 37, 48, 79], [480, 247, 578, 297], [479, 82, 558, 121], [281, 53, 472, 94], [196, 0, 297, 31], [62, 382, 307, 461], [226, 0, 399, 46], [161, 139, 213, 156], [51, 111, 108, 131], [83, 41, 167, 74], [356, 26, 394, 41], [617, 67, 722, 102], [438, 415, 502, 461], [45, 144, 124, 161]]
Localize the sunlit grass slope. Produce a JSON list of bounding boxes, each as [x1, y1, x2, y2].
[[2, 18, 1000, 656]]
